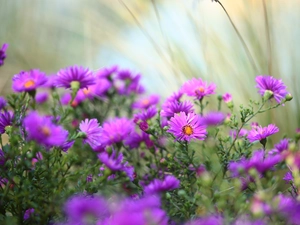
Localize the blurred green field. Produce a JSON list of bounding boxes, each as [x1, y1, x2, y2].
[[0, 0, 299, 137]]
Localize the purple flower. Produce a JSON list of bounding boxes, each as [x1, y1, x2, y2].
[[102, 195, 168, 225], [232, 216, 267, 225], [79, 119, 102, 150], [95, 65, 118, 79], [200, 111, 226, 126], [0, 149, 5, 166], [167, 90, 183, 102], [0, 111, 13, 134], [229, 128, 248, 139], [161, 100, 194, 118], [12, 69, 48, 92], [132, 95, 160, 110], [229, 149, 282, 176], [124, 131, 154, 149], [35, 92, 48, 104], [23, 208, 34, 220], [144, 175, 180, 195], [248, 124, 279, 143], [134, 106, 157, 122], [185, 215, 223, 225], [80, 78, 111, 99], [98, 150, 124, 171], [98, 150, 134, 180], [100, 118, 134, 146], [64, 195, 108, 224], [114, 70, 145, 95], [0, 97, 7, 110], [274, 138, 289, 153], [168, 112, 207, 142], [255, 75, 288, 103], [23, 111, 68, 148], [283, 171, 293, 183], [0, 43, 8, 66], [60, 140, 75, 152], [181, 78, 216, 100], [55, 65, 96, 89], [222, 93, 232, 103]]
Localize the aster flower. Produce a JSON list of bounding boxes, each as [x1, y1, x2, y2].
[[98, 150, 124, 171], [144, 176, 180, 195], [255, 75, 288, 103], [55, 65, 96, 90], [0, 149, 5, 166], [79, 118, 102, 150], [0, 111, 14, 134], [161, 100, 194, 118], [248, 124, 279, 143], [229, 128, 248, 139], [24, 208, 34, 220], [134, 106, 157, 123], [60, 92, 85, 107], [95, 65, 118, 79], [124, 131, 154, 149], [229, 150, 282, 176], [283, 171, 293, 183], [167, 90, 183, 102], [168, 112, 207, 142], [100, 118, 134, 146], [64, 195, 108, 224], [23, 111, 68, 148], [35, 92, 48, 104], [60, 140, 75, 152], [0, 97, 7, 110], [269, 138, 289, 155], [181, 78, 216, 100], [132, 95, 160, 110], [199, 111, 226, 126], [222, 93, 232, 103], [185, 215, 223, 225], [80, 78, 111, 99], [0, 43, 8, 66], [103, 195, 168, 225], [12, 69, 48, 92], [114, 70, 145, 95], [98, 150, 134, 180]]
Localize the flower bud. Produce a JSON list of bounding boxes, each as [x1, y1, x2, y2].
[[263, 90, 273, 101], [285, 93, 293, 102]]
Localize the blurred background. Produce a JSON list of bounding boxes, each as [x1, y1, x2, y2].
[[0, 0, 299, 137]]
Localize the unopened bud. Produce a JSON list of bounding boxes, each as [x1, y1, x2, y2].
[[263, 90, 273, 101], [285, 93, 293, 102]]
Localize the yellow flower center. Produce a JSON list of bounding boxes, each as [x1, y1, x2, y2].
[[24, 80, 35, 88], [142, 99, 150, 106], [41, 126, 51, 137], [83, 88, 90, 95], [199, 86, 205, 93], [183, 125, 194, 136]]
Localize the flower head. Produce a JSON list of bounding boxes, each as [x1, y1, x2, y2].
[[181, 78, 216, 100], [23, 111, 68, 148], [132, 95, 160, 110], [134, 106, 157, 123], [100, 118, 134, 146], [23, 208, 34, 220], [35, 92, 48, 104], [0, 97, 6, 111], [222, 93, 232, 103], [199, 111, 226, 126], [64, 195, 108, 224], [55, 65, 95, 89], [255, 75, 288, 103], [144, 175, 180, 195], [161, 100, 194, 118], [0, 111, 13, 134], [168, 112, 207, 142], [114, 70, 145, 95], [0, 43, 8, 66], [248, 124, 279, 143], [12, 69, 48, 92], [79, 119, 102, 150], [95, 65, 118, 79]]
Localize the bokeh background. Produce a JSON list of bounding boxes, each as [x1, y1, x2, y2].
[[0, 0, 299, 138]]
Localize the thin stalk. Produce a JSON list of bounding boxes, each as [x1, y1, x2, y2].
[[262, 0, 272, 74], [214, 0, 259, 73]]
